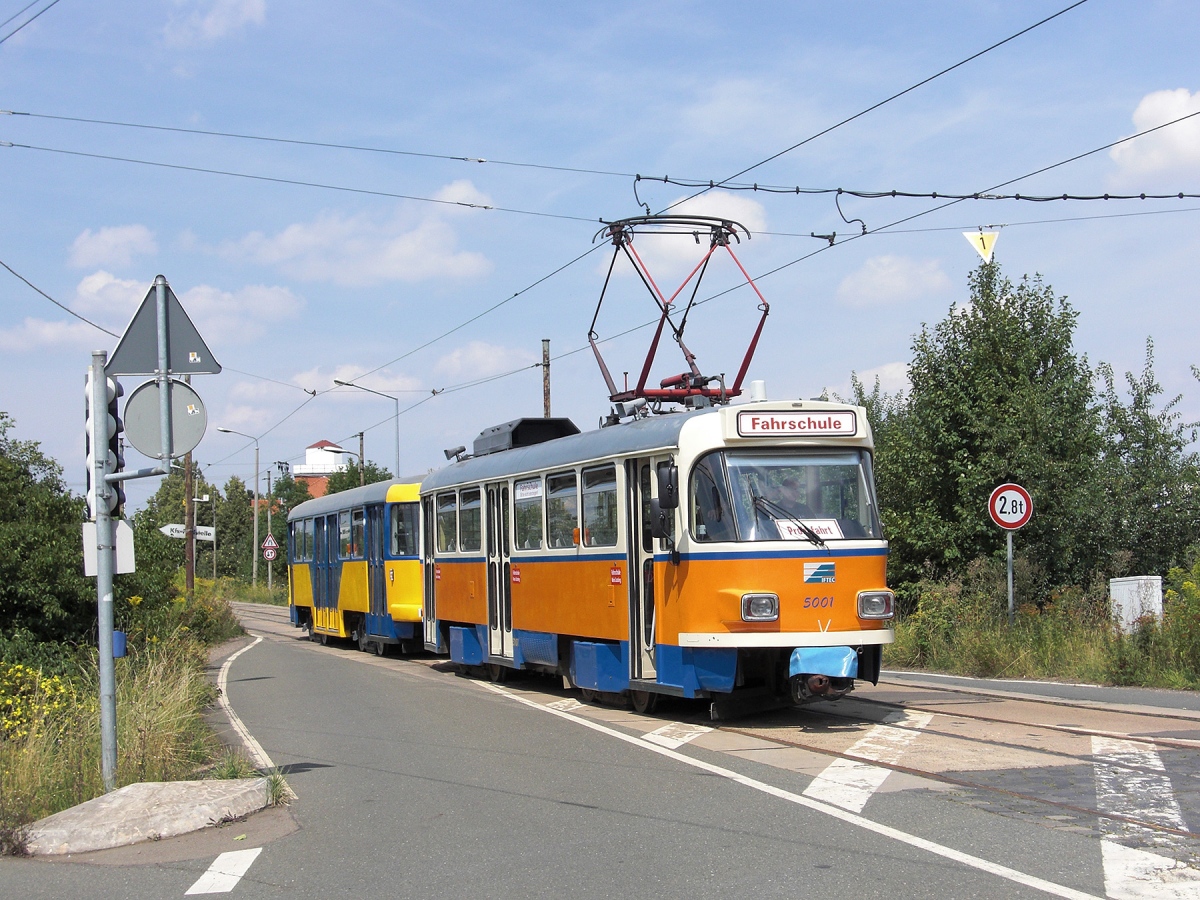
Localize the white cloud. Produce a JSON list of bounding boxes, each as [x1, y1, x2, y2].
[[0, 317, 97, 352], [1110, 88, 1200, 178], [164, 0, 266, 46], [179, 283, 304, 343], [291, 364, 424, 396], [836, 255, 950, 308], [434, 341, 537, 381], [69, 225, 157, 269], [73, 271, 146, 323], [226, 199, 493, 286], [824, 361, 910, 402], [608, 191, 768, 279]]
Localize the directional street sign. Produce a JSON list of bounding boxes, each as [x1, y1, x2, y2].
[[160, 523, 215, 541], [988, 483, 1033, 530], [107, 280, 221, 376]]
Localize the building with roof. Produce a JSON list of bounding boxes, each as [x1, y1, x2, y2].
[[292, 440, 352, 499]]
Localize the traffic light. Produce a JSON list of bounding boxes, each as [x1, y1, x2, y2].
[[85, 372, 124, 520]]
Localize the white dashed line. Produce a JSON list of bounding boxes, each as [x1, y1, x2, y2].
[[185, 848, 263, 895], [643, 721, 712, 749], [803, 710, 933, 812], [1092, 736, 1200, 898]]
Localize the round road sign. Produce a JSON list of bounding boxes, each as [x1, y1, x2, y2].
[[123, 377, 207, 459], [262, 548, 277, 561], [988, 483, 1033, 530]]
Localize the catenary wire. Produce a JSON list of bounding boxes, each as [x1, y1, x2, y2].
[[1, 109, 640, 180], [0, 1, 40, 31], [0, 141, 601, 224], [0, 0, 61, 45], [660, 0, 1092, 213]]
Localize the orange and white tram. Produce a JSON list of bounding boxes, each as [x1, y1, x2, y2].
[[419, 397, 894, 716]]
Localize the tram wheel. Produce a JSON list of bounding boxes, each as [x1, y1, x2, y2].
[[487, 663, 508, 683], [580, 688, 599, 704], [630, 690, 658, 715], [374, 640, 387, 657], [318, 632, 328, 646], [356, 627, 369, 653]]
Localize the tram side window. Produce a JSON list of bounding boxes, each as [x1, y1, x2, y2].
[[302, 518, 314, 561], [339, 511, 353, 558], [459, 488, 482, 552], [513, 478, 543, 550], [390, 503, 419, 557], [546, 471, 578, 548], [436, 492, 458, 553], [351, 508, 365, 559], [582, 465, 618, 547]]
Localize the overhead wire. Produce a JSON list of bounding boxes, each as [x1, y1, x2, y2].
[[0, 0, 61, 45], [0, 1, 40, 31], [1, 109, 640, 180], [659, 0, 1092, 214], [0, 141, 601, 224]]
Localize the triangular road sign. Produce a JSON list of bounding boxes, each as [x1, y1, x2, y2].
[[107, 277, 221, 376], [261, 533, 279, 551], [963, 230, 999, 263]]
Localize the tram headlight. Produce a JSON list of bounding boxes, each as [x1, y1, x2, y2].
[[741, 593, 779, 622], [857, 590, 895, 620]]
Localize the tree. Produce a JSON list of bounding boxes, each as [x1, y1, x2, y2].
[[1096, 340, 1200, 575], [0, 412, 94, 645], [876, 262, 1105, 588], [325, 460, 392, 496], [216, 477, 253, 579]]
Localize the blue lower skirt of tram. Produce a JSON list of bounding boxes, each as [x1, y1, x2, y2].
[[365, 612, 416, 642]]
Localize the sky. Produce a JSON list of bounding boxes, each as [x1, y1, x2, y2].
[[1, 0, 1198, 510]]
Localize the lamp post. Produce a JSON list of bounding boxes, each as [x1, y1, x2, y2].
[[217, 427, 259, 586], [334, 379, 400, 477], [194, 494, 216, 580]]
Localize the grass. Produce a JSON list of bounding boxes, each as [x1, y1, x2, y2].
[[1, 587, 255, 854], [885, 555, 1200, 689]]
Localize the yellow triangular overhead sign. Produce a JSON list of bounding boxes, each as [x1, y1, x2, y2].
[[963, 230, 999, 263]]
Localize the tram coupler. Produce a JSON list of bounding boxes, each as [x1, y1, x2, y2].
[[789, 674, 855, 705]]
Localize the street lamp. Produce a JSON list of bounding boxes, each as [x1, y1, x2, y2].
[[194, 494, 216, 581], [334, 379, 400, 477], [217, 427, 259, 586]]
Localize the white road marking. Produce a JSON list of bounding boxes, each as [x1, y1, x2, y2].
[[803, 710, 933, 812], [485, 682, 1101, 900], [643, 721, 712, 749], [185, 848, 263, 895], [218, 636, 275, 772], [1092, 736, 1200, 898], [547, 698, 585, 711]]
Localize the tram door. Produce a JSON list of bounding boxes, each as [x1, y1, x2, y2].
[[486, 482, 513, 659], [627, 458, 657, 680], [422, 497, 441, 651], [367, 505, 385, 626], [312, 516, 327, 610]]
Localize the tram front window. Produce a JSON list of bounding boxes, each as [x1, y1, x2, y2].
[[690, 450, 881, 542]]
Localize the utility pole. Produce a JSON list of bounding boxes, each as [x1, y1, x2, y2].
[[184, 457, 194, 600], [88, 350, 118, 792], [542, 339, 551, 417], [358, 432, 365, 487], [266, 469, 273, 592]]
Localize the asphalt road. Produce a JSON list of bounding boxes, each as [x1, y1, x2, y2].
[[7, 605, 1200, 898]]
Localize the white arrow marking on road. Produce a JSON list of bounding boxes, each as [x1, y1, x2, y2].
[[1092, 736, 1200, 898], [803, 710, 933, 812], [185, 847, 262, 894]]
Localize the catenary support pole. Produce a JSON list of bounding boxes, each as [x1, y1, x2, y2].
[[542, 339, 551, 417], [91, 350, 118, 792], [266, 469, 273, 592]]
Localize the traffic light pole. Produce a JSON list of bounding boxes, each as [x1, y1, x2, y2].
[[90, 350, 118, 793]]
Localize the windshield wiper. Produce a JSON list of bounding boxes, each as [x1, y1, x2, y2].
[[751, 493, 827, 548]]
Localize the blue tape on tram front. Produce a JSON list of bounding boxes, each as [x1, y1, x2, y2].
[[789, 646, 858, 679]]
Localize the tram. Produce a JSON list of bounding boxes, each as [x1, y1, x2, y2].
[[420, 396, 893, 716], [287, 480, 423, 654]]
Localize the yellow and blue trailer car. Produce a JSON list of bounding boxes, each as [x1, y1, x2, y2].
[[288, 481, 423, 654]]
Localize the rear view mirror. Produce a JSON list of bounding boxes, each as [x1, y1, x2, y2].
[[656, 462, 678, 510]]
